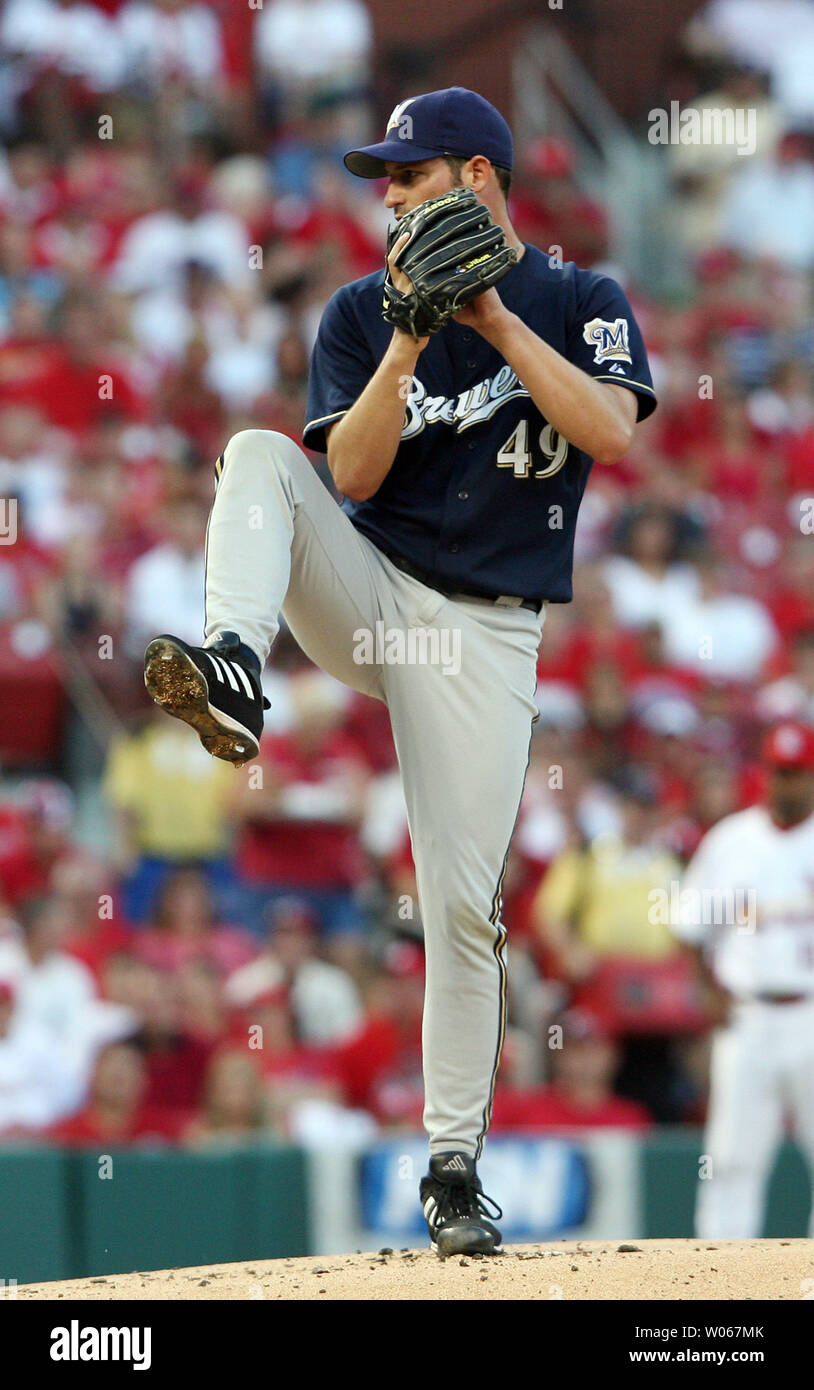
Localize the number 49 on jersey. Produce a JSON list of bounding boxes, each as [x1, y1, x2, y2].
[[497, 419, 568, 479]]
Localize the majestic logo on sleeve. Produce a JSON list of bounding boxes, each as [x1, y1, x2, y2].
[[401, 365, 530, 438], [582, 317, 633, 366]]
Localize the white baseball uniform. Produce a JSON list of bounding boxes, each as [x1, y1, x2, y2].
[[674, 804, 814, 1238]]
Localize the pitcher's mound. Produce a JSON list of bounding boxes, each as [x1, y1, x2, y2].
[[14, 1239, 813, 1300]]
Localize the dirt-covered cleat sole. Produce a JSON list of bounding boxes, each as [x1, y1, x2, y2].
[[144, 636, 262, 767]]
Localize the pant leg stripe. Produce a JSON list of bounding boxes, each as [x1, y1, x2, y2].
[[475, 887, 509, 1161], [475, 715, 537, 1160]]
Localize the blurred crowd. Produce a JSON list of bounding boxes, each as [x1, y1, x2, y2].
[[0, 0, 813, 1149], [669, 0, 814, 266]]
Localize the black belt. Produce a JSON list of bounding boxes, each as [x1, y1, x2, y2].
[[380, 550, 542, 615]]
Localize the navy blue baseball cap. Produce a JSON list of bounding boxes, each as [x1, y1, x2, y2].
[[344, 87, 514, 179]]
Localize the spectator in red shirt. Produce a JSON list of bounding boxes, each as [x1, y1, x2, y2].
[[333, 939, 425, 1128], [182, 1045, 272, 1148], [765, 538, 814, 644], [0, 294, 65, 424], [491, 1009, 652, 1133], [0, 292, 144, 433], [678, 760, 740, 860], [155, 330, 225, 462], [628, 619, 701, 709], [230, 985, 343, 1137], [342, 688, 397, 775], [254, 327, 312, 441], [285, 162, 383, 279], [756, 626, 814, 724], [549, 565, 645, 692], [691, 389, 767, 504], [176, 958, 232, 1044], [52, 852, 133, 984], [509, 138, 609, 267], [581, 660, 638, 779], [0, 488, 41, 605], [48, 1038, 184, 1145], [629, 698, 703, 816], [225, 895, 362, 1045], [33, 190, 116, 281], [233, 669, 371, 950], [39, 293, 145, 435], [128, 963, 214, 1119], [785, 422, 814, 494], [133, 865, 259, 979], [0, 780, 78, 911]]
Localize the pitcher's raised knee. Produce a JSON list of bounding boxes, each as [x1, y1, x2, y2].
[[223, 428, 295, 467]]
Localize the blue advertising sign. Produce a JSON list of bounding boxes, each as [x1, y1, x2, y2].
[[360, 1137, 591, 1241]]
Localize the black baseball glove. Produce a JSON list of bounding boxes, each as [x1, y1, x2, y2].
[[383, 186, 518, 339]]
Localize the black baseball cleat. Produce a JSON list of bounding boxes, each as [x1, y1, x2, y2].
[[144, 631, 269, 767], [420, 1152, 503, 1258]]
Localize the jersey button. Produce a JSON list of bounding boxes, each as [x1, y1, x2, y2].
[[449, 544, 460, 553], [467, 442, 475, 450], [462, 332, 473, 342], [458, 490, 469, 500]]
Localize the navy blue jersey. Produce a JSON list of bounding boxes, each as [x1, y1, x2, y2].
[[303, 244, 656, 603]]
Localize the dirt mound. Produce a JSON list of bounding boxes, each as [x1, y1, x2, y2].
[[14, 1239, 811, 1301]]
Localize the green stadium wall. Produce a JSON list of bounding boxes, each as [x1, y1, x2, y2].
[[0, 1143, 309, 1286], [640, 1131, 812, 1238]]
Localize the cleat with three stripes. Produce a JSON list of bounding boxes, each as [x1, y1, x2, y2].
[[143, 631, 269, 768], [419, 1153, 504, 1258]]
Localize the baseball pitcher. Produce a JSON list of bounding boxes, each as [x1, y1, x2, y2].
[[143, 87, 657, 1256]]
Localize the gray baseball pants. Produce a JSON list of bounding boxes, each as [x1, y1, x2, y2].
[[205, 430, 545, 1157]]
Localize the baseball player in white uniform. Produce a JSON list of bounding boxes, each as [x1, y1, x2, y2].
[[673, 721, 814, 1238]]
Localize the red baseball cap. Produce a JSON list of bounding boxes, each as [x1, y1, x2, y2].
[[762, 722, 814, 770]]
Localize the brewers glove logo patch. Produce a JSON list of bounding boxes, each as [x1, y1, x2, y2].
[[582, 317, 632, 366]]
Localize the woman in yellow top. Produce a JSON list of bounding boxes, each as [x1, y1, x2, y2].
[[534, 769, 682, 983]]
